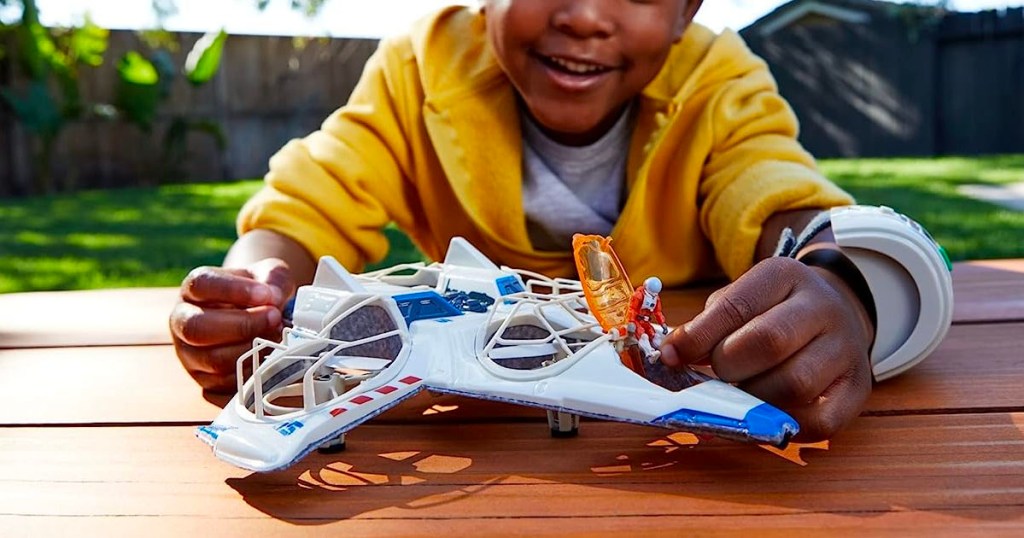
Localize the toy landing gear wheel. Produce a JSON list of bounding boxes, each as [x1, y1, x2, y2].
[[318, 433, 347, 454], [547, 410, 580, 438]]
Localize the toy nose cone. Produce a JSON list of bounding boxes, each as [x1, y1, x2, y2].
[[744, 403, 800, 446], [214, 429, 285, 472]]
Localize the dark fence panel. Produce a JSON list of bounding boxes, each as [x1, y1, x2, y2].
[[745, 5, 1024, 158], [936, 8, 1024, 155], [745, 11, 934, 158], [1, 32, 23, 197], [0, 30, 379, 195]]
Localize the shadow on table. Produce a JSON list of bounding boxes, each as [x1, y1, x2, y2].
[[223, 398, 1024, 526]]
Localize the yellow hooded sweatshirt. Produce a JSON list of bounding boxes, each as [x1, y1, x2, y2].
[[238, 6, 853, 285]]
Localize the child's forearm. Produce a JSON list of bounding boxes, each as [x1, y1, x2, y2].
[[224, 229, 318, 287]]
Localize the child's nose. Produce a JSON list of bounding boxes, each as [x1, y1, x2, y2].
[[551, 0, 616, 39]]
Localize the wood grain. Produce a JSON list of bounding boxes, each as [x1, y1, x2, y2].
[[1, 321, 1021, 425], [951, 259, 1024, 324], [0, 287, 179, 349], [1, 415, 1022, 535], [0, 258, 1018, 350], [0, 345, 224, 424], [867, 322, 1024, 413]]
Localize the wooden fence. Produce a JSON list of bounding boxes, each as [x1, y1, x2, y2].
[[743, 6, 1024, 158], [0, 30, 379, 196], [5, 6, 1023, 193]]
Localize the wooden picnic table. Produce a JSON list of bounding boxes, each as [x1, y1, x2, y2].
[[1, 260, 1023, 535]]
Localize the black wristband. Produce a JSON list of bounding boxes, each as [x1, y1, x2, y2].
[[798, 248, 877, 330]]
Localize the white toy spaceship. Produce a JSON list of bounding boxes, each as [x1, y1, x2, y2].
[[197, 237, 798, 472]]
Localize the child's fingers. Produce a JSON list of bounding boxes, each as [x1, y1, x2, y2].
[[181, 266, 276, 307], [660, 257, 799, 367], [783, 361, 872, 442], [174, 339, 254, 378], [187, 370, 238, 393], [171, 302, 281, 347], [712, 296, 826, 382], [736, 336, 849, 406], [248, 258, 294, 308]]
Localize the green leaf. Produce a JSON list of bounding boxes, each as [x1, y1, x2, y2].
[[117, 51, 159, 85], [16, 18, 59, 79], [70, 17, 109, 68], [190, 119, 228, 150], [0, 80, 63, 138], [116, 81, 161, 132], [116, 53, 161, 130], [150, 49, 177, 99], [184, 29, 227, 86]]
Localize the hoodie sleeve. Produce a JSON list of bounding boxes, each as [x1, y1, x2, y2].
[[696, 32, 853, 280]]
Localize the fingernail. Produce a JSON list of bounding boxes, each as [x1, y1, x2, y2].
[[267, 308, 281, 327], [270, 286, 284, 306], [251, 285, 271, 303]]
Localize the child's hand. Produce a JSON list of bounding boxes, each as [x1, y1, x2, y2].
[[169, 258, 295, 393], [659, 256, 874, 441]]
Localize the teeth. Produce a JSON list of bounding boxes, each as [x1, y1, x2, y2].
[[548, 56, 606, 74]]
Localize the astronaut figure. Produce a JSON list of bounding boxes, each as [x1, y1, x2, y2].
[[627, 277, 669, 362]]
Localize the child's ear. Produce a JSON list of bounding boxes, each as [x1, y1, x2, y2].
[[673, 0, 704, 41]]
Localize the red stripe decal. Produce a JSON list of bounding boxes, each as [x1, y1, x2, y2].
[[376, 385, 398, 395], [350, 395, 373, 405], [399, 376, 421, 385], [330, 407, 346, 417]]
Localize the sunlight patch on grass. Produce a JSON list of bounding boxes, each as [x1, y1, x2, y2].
[[65, 233, 140, 249], [13, 231, 53, 247], [820, 154, 1024, 186], [820, 155, 1024, 262], [0, 257, 103, 292], [976, 168, 1024, 184], [2, 157, 1023, 293]]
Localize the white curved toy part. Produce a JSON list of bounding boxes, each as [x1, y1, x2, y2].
[[830, 205, 954, 381], [197, 237, 799, 472]]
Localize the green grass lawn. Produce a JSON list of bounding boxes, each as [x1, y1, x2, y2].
[[0, 181, 425, 293], [820, 154, 1024, 261], [2, 154, 1023, 293]]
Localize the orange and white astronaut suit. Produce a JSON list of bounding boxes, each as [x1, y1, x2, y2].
[[627, 277, 668, 361]]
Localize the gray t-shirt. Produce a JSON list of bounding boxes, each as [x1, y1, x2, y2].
[[521, 105, 635, 251]]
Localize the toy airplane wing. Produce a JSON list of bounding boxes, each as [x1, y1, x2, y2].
[[197, 237, 798, 473]]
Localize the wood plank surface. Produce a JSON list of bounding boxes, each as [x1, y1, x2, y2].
[[0, 345, 226, 424], [4, 513, 1023, 538], [0, 258, 1019, 349], [0, 287, 179, 349], [867, 322, 1024, 413], [2, 415, 1022, 535], [2, 321, 1021, 425], [951, 259, 1024, 324]]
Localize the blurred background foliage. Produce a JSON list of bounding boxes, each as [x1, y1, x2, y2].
[[0, 0, 229, 193], [2, 0, 1023, 293]]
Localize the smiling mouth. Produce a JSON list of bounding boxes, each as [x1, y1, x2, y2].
[[537, 54, 615, 76]]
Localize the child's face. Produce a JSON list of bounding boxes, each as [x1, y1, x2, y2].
[[485, 0, 702, 145]]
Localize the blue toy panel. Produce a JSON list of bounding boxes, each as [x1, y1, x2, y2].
[[496, 275, 525, 295], [393, 291, 463, 324]]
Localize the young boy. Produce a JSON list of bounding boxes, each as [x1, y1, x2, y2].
[[170, 0, 876, 441]]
